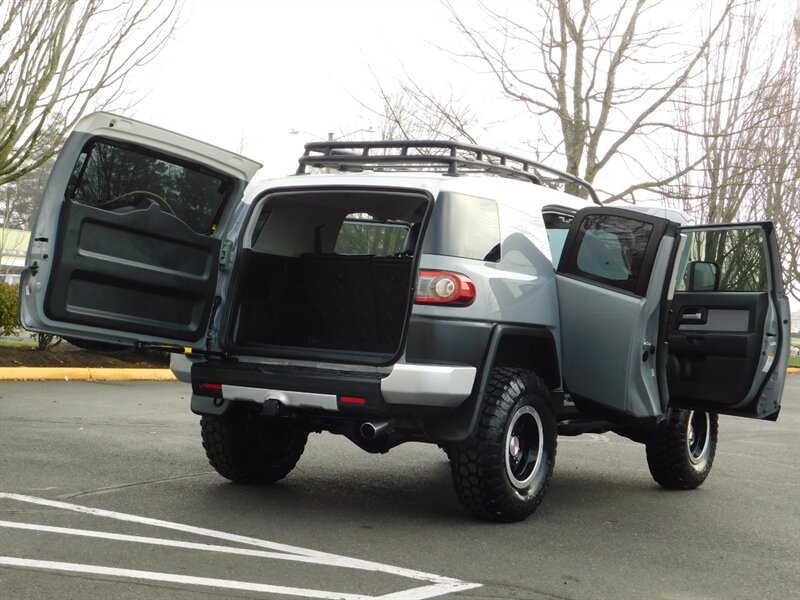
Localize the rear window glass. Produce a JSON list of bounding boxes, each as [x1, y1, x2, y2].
[[335, 215, 409, 256], [66, 140, 232, 234]]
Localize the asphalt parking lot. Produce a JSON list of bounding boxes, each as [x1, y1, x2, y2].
[[1, 377, 798, 599]]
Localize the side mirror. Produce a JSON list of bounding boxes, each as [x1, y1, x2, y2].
[[688, 261, 719, 292]]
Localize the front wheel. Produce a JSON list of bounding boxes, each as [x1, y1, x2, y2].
[[645, 409, 718, 489], [449, 368, 556, 522], [201, 405, 308, 484]]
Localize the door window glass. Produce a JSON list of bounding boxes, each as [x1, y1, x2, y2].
[[570, 214, 654, 294], [677, 227, 767, 292], [67, 140, 232, 234]]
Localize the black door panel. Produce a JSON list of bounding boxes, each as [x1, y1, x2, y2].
[[667, 292, 768, 409], [44, 200, 220, 342], [18, 112, 261, 349]]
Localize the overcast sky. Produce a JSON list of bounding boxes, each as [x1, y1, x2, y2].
[[129, 0, 468, 177], [124, 0, 799, 184]]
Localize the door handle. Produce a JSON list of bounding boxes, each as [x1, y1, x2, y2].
[[682, 312, 704, 320]]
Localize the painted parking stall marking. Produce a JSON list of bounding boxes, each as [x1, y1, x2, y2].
[[0, 493, 480, 599]]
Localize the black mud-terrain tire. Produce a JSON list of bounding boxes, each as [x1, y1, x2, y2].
[[449, 368, 556, 522], [646, 409, 718, 490], [201, 405, 308, 484]]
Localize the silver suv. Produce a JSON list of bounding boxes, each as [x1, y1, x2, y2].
[[20, 112, 790, 522]]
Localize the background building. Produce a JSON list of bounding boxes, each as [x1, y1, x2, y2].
[[1, 228, 30, 285]]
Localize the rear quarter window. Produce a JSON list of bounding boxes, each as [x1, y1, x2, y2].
[[422, 192, 501, 262]]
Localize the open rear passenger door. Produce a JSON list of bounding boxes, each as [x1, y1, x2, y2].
[[19, 112, 262, 348], [555, 208, 788, 422]]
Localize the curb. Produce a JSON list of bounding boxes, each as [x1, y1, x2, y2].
[[1, 367, 797, 381], [0, 368, 176, 381]]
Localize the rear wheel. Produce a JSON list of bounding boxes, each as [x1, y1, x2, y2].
[[646, 409, 718, 489], [200, 405, 308, 484], [449, 368, 556, 522]]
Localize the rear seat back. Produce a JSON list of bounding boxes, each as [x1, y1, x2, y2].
[[301, 253, 413, 352], [302, 254, 377, 348]]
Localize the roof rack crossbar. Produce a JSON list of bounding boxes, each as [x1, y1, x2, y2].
[[296, 140, 600, 204]]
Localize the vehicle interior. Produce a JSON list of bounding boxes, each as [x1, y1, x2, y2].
[[227, 189, 429, 357]]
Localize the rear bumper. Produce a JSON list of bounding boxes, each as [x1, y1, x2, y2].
[[188, 316, 490, 418], [189, 359, 476, 415], [170, 353, 194, 383], [381, 363, 476, 405]]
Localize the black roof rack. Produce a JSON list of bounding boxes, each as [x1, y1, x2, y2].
[[296, 140, 601, 205]]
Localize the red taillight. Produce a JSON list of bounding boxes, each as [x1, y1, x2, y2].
[[200, 382, 222, 391], [415, 270, 476, 305], [339, 396, 367, 405]]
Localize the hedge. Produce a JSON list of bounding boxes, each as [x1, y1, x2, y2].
[[0, 282, 20, 336]]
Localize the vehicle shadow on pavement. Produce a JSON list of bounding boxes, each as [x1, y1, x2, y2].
[[193, 458, 469, 525], [190, 452, 678, 527]]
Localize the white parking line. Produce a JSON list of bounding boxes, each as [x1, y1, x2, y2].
[[0, 557, 369, 600], [374, 583, 481, 600], [0, 493, 481, 599], [0, 520, 395, 568]]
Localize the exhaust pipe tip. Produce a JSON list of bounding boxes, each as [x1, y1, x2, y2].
[[360, 420, 390, 439]]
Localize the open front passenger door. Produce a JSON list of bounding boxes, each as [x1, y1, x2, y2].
[[19, 112, 262, 348], [555, 208, 788, 422], [666, 222, 788, 419]]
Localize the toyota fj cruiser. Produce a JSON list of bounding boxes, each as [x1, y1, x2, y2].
[[20, 112, 790, 522]]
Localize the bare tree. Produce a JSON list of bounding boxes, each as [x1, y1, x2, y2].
[[666, 5, 800, 298], [373, 0, 739, 200], [458, 0, 747, 199], [0, 157, 52, 229], [0, 0, 181, 186], [0, 133, 55, 281], [366, 69, 479, 143]]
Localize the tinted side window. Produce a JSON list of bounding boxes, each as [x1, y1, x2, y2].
[[67, 140, 232, 234], [423, 193, 501, 262], [565, 213, 655, 295]]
